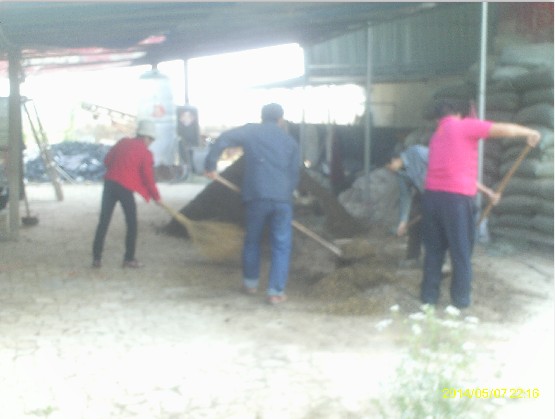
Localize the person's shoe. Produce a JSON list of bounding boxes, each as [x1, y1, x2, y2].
[[267, 295, 287, 305], [92, 259, 101, 268], [242, 285, 257, 295], [122, 259, 143, 268]]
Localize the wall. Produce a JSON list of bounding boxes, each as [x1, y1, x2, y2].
[[370, 76, 461, 128]]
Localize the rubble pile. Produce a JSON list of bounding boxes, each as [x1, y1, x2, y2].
[[338, 168, 400, 232]]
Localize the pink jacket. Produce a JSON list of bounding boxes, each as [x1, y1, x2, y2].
[[425, 116, 493, 196]]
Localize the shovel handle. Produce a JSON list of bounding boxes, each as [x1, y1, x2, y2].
[[158, 200, 192, 229], [291, 219, 343, 256], [213, 174, 343, 257], [478, 144, 532, 225], [214, 174, 241, 193]]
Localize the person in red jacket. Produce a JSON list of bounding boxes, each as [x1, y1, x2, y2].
[[92, 120, 161, 268]]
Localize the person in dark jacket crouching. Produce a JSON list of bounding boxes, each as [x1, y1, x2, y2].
[[204, 103, 300, 305]]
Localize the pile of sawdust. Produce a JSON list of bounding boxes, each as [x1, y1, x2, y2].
[[165, 158, 365, 241], [303, 240, 403, 316], [310, 262, 398, 309], [304, 239, 421, 316], [338, 239, 380, 261]]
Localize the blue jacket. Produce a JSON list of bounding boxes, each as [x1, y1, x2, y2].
[[397, 145, 428, 223], [204, 122, 300, 203]]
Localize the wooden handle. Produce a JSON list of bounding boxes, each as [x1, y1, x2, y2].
[[291, 219, 343, 256], [212, 174, 343, 257], [214, 174, 241, 192], [158, 200, 192, 229], [478, 144, 532, 225]]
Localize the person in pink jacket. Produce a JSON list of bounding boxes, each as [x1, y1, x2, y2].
[[421, 99, 540, 309]]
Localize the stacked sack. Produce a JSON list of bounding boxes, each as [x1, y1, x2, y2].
[[411, 42, 553, 247], [487, 43, 554, 247]]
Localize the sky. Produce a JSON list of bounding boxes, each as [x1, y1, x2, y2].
[[2, 43, 365, 142]]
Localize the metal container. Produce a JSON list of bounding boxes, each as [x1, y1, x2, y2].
[[137, 69, 177, 166]]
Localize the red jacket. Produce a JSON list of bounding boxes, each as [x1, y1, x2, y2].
[[104, 137, 160, 202]]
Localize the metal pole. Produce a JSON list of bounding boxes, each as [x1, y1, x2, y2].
[[183, 59, 190, 105], [7, 48, 23, 240], [476, 2, 488, 213], [361, 22, 373, 203], [364, 22, 373, 177], [299, 48, 309, 168]]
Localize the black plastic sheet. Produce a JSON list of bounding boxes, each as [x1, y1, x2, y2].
[[24, 141, 111, 182]]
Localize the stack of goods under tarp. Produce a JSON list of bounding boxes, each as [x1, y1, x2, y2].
[[366, 42, 553, 247], [485, 44, 554, 247], [409, 43, 553, 248], [25, 141, 111, 182]]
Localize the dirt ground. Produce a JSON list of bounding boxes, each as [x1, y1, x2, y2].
[[0, 180, 553, 418]]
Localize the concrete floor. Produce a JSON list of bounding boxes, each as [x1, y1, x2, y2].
[[0, 182, 553, 419]]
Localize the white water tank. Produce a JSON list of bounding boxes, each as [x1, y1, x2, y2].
[[137, 69, 176, 166]]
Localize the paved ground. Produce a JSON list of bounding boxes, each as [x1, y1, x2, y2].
[[0, 181, 553, 419]]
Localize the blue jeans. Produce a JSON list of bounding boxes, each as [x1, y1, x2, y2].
[[421, 190, 475, 308], [243, 200, 293, 296]]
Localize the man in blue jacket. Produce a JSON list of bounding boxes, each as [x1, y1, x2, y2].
[[204, 103, 300, 305]]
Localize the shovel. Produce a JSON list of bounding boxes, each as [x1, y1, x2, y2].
[[212, 174, 343, 257], [477, 144, 532, 225]]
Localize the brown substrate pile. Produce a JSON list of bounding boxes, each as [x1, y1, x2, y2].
[[301, 234, 534, 322], [164, 158, 245, 237], [303, 238, 422, 316], [337, 239, 380, 262], [164, 157, 364, 240], [297, 171, 364, 237]]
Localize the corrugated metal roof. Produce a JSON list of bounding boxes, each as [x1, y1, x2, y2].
[[305, 3, 493, 84], [0, 2, 434, 76]]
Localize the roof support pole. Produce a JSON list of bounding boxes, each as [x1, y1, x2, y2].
[[7, 48, 23, 240], [183, 59, 190, 105], [361, 22, 374, 203], [298, 48, 310, 169], [363, 22, 373, 178], [476, 3, 488, 216]]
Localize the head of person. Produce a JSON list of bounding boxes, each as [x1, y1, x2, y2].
[[137, 120, 156, 144], [261, 103, 284, 123], [386, 151, 404, 172], [432, 98, 470, 119]]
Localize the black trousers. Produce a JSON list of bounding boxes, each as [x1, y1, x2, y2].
[[406, 193, 422, 260], [421, 190, 475, 308], [92, 180, 137, 262]]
